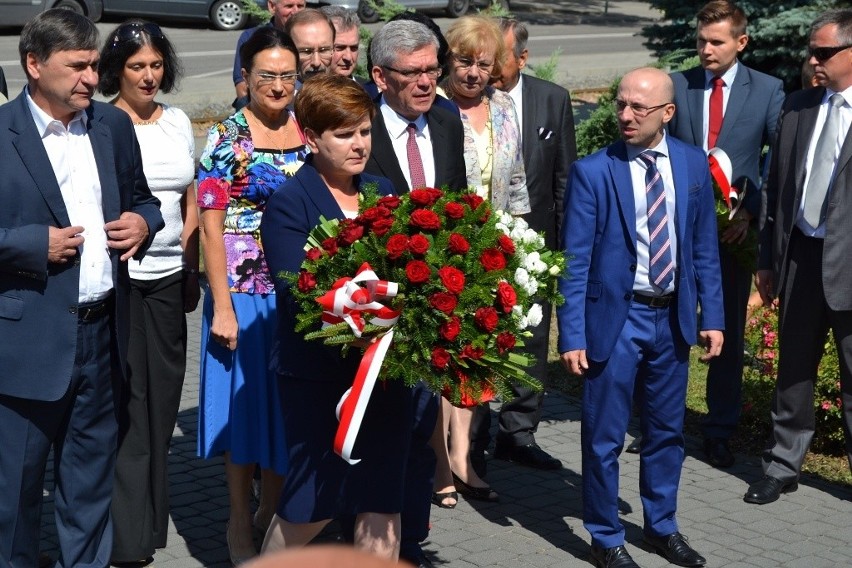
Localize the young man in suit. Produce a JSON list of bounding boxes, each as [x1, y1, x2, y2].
[[666, 0, 784, 468], [745, 8, 852, 505], [558, 67, 723, 568], [469, 17, 578, 474], [0, 10, 162, 567], [364, 20, 467, 568]]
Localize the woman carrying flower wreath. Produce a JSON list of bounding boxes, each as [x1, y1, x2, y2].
[[259, 74, 409, 560], [432, 14, 531, 506]]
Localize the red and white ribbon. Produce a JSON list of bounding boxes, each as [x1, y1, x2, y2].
[[708, 147, 745, 219]]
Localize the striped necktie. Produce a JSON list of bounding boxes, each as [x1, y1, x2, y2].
[[638, 151, 674, 290]]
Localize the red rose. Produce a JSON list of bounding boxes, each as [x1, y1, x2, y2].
[[386, 234, 409, 260], [461, 193, 485, 211], [474, 307, 499, 333], [321, 237, 338, 256], [429, 292, 458, 314], [439, 316, 461, 341], [337, 219, 364, 246], [378, 195, 401, 209], [305, 247, 322, 261], [408, 234, 430, 256], [409, 188, 444, 206], [498, 234, 516, 255], [431, 347, 451, 369], [460, 344, 484, 360], [357, 206, 382, 224], [444, 202, 465, 219], [297, 270, 317, 292], [448, 233, 470, 255], [371, 217, 394, 236], [405, 260, 431, 284], [496, 281, 517, 313], [410, 209, 441, 230], [480, 248, 507, 271], [496, 332, 516, 354], [479, 209, 491, 223], [438, 266, 465, 295]]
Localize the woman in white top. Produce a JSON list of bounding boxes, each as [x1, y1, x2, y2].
[[98, 20, 200, 565]]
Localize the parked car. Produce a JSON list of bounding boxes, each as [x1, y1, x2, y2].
[[102, 0, 266, 31], [0, 0, 103, 27], [312, 0, 474, 24]]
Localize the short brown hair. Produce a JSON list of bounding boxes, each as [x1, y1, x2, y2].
[[295, 74, 375, 134], [284, 7, 336, 41], [696, 1, 748, 37]]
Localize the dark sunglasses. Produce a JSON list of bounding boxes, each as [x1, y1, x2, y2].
[[110, 22, 164, 48], [807, 44, 852, 62]]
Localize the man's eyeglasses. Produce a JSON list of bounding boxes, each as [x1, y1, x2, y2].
[[383, 65, 442, 81], [110, 22, 164, 48], [252, 72, 299, 85], [297, 46, 333, 60], [807, 44, 852, 62], [452, 55, 494, 74], [614, 100, 671, 118]]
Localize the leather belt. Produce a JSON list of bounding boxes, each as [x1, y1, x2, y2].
[[78, 296, 113, 322], [632, 292, 674, 308]]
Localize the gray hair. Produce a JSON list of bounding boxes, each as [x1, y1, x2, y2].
[[320, 5, 360, 32], [370, 20, 439, 69], [19, 8, 99, 72], [497, 17, 528, 59], [810, 9, 852, 45]]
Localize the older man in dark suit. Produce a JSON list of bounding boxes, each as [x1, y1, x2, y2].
[[0, 10, 162, 567], [470, 17, 578, 474], [745, 8, 852, 505], [667, 0, 784, 468]]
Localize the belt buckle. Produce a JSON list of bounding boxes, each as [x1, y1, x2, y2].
[[649, 296, 668, 308]]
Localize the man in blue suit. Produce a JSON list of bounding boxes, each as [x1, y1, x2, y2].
[[557, 67, 724, 568], [0, 10, 162, 567], [667, 0, 784, 468]]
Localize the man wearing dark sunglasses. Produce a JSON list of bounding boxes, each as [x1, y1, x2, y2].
[[666, 0, 784, 471], [747, 8, 852, 505]]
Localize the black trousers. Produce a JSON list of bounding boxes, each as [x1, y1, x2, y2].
[[111, 273, 187, 562]]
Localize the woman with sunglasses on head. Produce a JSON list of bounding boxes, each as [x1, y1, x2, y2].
[[98, 20, 200, 565], [431, 14, 530, 507], [197, 26, 306, 566]]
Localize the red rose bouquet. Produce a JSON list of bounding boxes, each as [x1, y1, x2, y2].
[[284, 186, 565, 407]]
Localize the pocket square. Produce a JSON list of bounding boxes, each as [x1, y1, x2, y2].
[[537, 127, 554, 140]]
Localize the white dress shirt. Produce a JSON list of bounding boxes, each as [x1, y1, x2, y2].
[[26, 89, 112, 302], [379, 97, 436, 190], [628, 135, 678, 295], [796, 85, 852, 238], [702, 61, 739, 151]]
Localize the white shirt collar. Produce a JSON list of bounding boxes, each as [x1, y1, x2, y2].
[[379, 95, 428, 139], [25, 86, 87, 136], [704, 61, 739, 88]]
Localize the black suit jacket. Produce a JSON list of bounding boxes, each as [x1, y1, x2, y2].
[[365, 101, 467, 194]]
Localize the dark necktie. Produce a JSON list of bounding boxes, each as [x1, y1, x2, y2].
[[406, 123, 426, 189], [638, 151, 674, 290], [803, 93, 846, 227], [708, 76, 724, 149]]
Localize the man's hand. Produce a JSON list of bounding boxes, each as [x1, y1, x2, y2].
[[105, 212, 150, 261], [698, 330, 724, 362], [754, 269, 774, 306], [720, 208, 752, 245], [48, 225, 84, 264], [561, 349, 589, 376]]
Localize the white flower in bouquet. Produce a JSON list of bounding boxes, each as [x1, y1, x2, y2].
[[514, 267, 530, 288], [523, 251, 548, 274], [523, 278, 539, 296], [527, 303, 544, 328]]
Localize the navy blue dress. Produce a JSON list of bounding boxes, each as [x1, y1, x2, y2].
[[260, 157, 413, 521]]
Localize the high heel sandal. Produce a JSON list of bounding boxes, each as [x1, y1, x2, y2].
[[452, 471, 499, 502], [226, 521, 257, 567], [431, 490, 459, 509]]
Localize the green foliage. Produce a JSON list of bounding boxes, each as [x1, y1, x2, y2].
[[528, 47, 562, 83], [365, 0, 411, 22], [742, 303, 846, 455], [575, 78, 619, 158], [477, 0, 513, 18], [242, 0, 269, 20]]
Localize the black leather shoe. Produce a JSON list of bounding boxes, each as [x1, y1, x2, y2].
[[743, 475, 798, 504], [590, 545, 639, 568], [703, 437, 735, 468], [493, 442, 562, 470], [643, 532, 706, 567], [625, 436, 642, 454], [471, 449, 487, 479]]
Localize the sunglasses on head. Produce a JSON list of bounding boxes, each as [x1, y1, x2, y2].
[[807, 44, 852, 62], [111, 22, 164, 48]]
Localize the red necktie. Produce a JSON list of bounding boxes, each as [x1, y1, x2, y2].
[[708, 76, 724, 149], [406, 123, 426, 189]]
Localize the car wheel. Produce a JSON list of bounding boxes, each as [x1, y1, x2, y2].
[[446, 0, 470, 18], [53, 0, 84, 15], [210, 0, 249, 31], [357, 0, 381, 24]]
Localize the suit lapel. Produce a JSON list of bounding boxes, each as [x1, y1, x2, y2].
[[369, 111, 409, 193], [9, 96, 71, 227], [668, 139, 689, 246], [521, 77, 537, 168], [426, 109, 448, 187], [86, 107, 120, 223], [716, 65, 748, 147], [686, 68, 706, 146], [609, 142, 637, 251], [794, 89, 823, 195]]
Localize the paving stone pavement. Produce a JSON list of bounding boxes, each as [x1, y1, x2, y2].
[[39, 288, 851, 567]]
